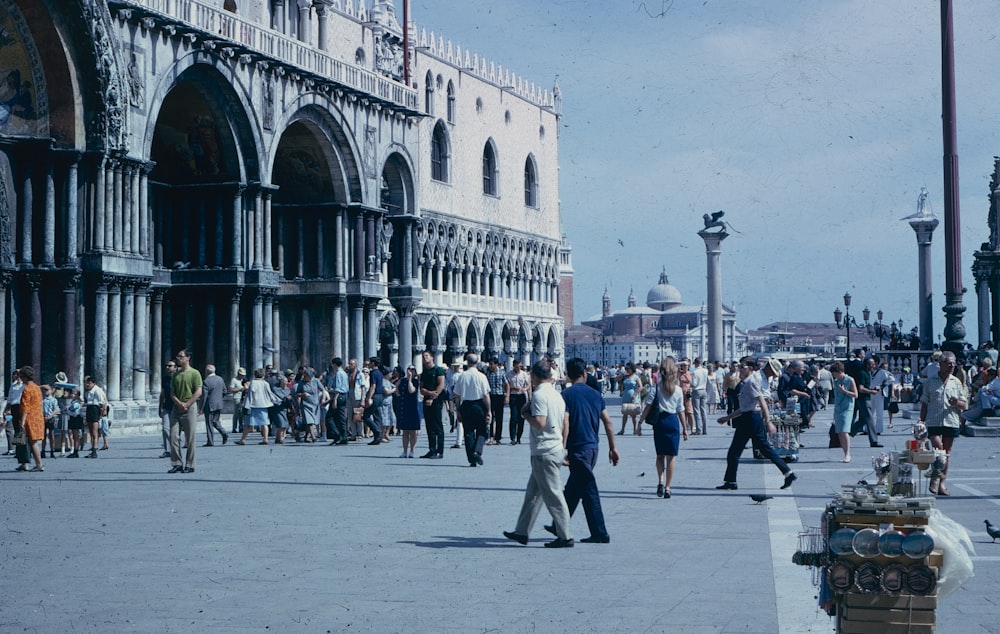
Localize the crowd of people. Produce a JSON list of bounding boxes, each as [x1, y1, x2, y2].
[[5, 342, 992, 533]]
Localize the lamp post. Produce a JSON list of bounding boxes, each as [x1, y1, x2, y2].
[[834, 292, 871, 357], [870, 309, 889, 351]]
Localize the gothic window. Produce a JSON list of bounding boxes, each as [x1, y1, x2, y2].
[[424, 71, 434, 115], [524, 155, 538, 207], [482, 140, 498, 196], [446, 80, 455, 123], [431, 121, 449, 182]]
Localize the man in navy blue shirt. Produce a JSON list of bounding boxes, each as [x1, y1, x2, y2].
[[547, 357, 620, 543], [363, 357, 385, 445]]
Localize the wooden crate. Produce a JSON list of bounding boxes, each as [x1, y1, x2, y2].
[[843, 592, 937, 610], [842, 605, 936, 625]]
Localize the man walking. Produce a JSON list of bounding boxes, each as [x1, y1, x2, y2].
[[82, 376, 107, 459], [485, 356, 509, 445], [453, 353, 491, 466], [503, 360, 574, 548], [169, 348, 202, 474], [507, 359, 531, 445], [690, 357, 709, 435], [326, 357, 350, 445], [548, 357, 619, 543], [363, 357, 385, 445], [419, 350, 446, 459], [201, 364, 229, 446], [715, 357, 797, 491], [452, 352, 493, 467]]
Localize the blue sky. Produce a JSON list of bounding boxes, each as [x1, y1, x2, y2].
[[413, 0, 1000, 341]]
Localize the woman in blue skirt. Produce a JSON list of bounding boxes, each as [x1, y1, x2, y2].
[[638, 357, 687, 498]]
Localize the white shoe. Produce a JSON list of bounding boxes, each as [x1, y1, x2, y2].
[[407, 451, 414, 458], [399, 451, 408, 458], [842, 456, 851, 463]]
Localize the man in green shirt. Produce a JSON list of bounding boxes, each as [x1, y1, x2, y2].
[[169, 348, 203, 474]]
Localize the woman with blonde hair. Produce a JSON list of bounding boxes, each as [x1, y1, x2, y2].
[[637, 357, 687, 498]]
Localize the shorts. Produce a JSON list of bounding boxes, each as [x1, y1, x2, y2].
[[621, 403, 641, 416], [68, 416, 84, 431], [926, 425, 960, 439]]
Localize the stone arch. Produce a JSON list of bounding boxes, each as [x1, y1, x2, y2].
[[381, 148, 416, 215]]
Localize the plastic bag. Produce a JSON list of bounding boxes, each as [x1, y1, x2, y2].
[[925, 508, 976, 599]]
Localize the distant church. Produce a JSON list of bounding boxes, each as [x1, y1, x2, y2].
[[564, 269, 746, 365]]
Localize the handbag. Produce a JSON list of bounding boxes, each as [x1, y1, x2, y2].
[[12, 431, 26, 446], [352, 407, 364, 423], [828, 424, 841, 448]]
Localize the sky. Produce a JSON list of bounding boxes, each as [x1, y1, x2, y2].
[[412, 0, 1000, 341]]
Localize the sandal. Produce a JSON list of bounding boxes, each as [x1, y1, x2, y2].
[[937, 486, 951, 496], [235, 440, 246, 445]]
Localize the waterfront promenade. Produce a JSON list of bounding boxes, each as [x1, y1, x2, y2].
[[1, 400, 997, 633]]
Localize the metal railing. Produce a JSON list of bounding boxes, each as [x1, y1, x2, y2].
[[115, 0, 419, 111]]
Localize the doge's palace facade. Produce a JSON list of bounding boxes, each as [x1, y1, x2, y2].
[[0, 0, 565, 422]]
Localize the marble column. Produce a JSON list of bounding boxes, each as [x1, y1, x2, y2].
[[698, 228, 729, 363], [112, 161, 122, 252], [232, 187, 244, 268], [296, 0, 310, 43], [296, 213, 305, 277], [42, 159, 55, 266], [396, 302, 415, 371], [365, 299, 378, 359], [133, 285, 148, 400], [263, 190, 273, 270], [332, 296, 343, 356], [25, 272, 42, 371], [138, 164, 150, 256], [94, 158, 106, 251], [350, 297, 364, 362], [230, 289, 243, 378], [316, 3, 329, 50], [253, 292, 264, 369], [150, 289, 164, 396], [65, 157, 79, 265], [252, 189, 263, 270], [18, 161, 32, 264], [298, 300, 310, 367], [107, 279, 122, 401], [271, 299, 281, 368], [910, 215, 940, 350], [354, 211, 364, 279], [62, 274, 80, 379], [0, 274, 9, 380], [263, 293, 274, 367], [130, 164, 141, 254], [120, 283, 135, 401], [93, 279, 110, 388]]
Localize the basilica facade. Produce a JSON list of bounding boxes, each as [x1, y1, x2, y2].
[[0, 0, 566, 421]]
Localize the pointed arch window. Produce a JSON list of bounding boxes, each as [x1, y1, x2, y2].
[[446, 80, 456, 123], [431, 121, 449, 182], [424, 70, 434, 115], [482, 141, 498, 196], [524, 156, 538, 207]]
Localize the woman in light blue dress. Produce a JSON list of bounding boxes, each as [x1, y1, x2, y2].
[[831, 362, 857, 463]]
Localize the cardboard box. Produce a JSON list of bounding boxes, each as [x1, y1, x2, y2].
[[843, 592, 937, 610], [842, 605, 936, 625], [838, 618, 933, 634]]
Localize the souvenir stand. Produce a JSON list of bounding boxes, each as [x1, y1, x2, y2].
[[754, 405, 801, 463], [793, 429, 974, 634]]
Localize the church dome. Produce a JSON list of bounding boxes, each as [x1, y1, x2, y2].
[[646, 268, 682, 310]]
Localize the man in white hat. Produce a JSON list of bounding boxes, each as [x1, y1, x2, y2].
[[715, 357, 797, 491]]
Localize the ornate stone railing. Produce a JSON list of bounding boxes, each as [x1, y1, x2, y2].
[[113, 0, 419, 112]]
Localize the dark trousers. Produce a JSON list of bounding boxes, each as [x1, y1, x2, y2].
[[425, 397, 445, 455], [723, 411, 790, 483], [327, 395, 348, 441], [364, 394, 384, 437], [460, 400, 488, 463], [850, 399, 877, 445], [204, 409, 227, 445], [489, 394, 506, 441], [565, 446, 609, 539], [509, 393, 527, 442]]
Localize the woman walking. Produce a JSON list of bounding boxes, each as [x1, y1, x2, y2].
[[15, 366, 45, 472], [237, 368, 273, 445], [617, 363, 643, 435], [637, 357, 686, 498], [830, 362, 857, 462]]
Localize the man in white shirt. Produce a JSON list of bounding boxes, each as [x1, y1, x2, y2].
[[446, 360, 464, 448], [690, 358, 710, 435], [453, 353, 491, 467], [504, 360, 574, 548]]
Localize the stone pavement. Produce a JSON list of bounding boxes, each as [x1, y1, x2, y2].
[[1, 399, 997, 633]]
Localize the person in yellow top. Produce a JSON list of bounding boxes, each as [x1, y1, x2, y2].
[[16, 366, 45, 472]]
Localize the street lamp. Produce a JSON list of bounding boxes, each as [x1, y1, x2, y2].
[[869, 309, 889, 351], [834, 292, 871, 356]]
